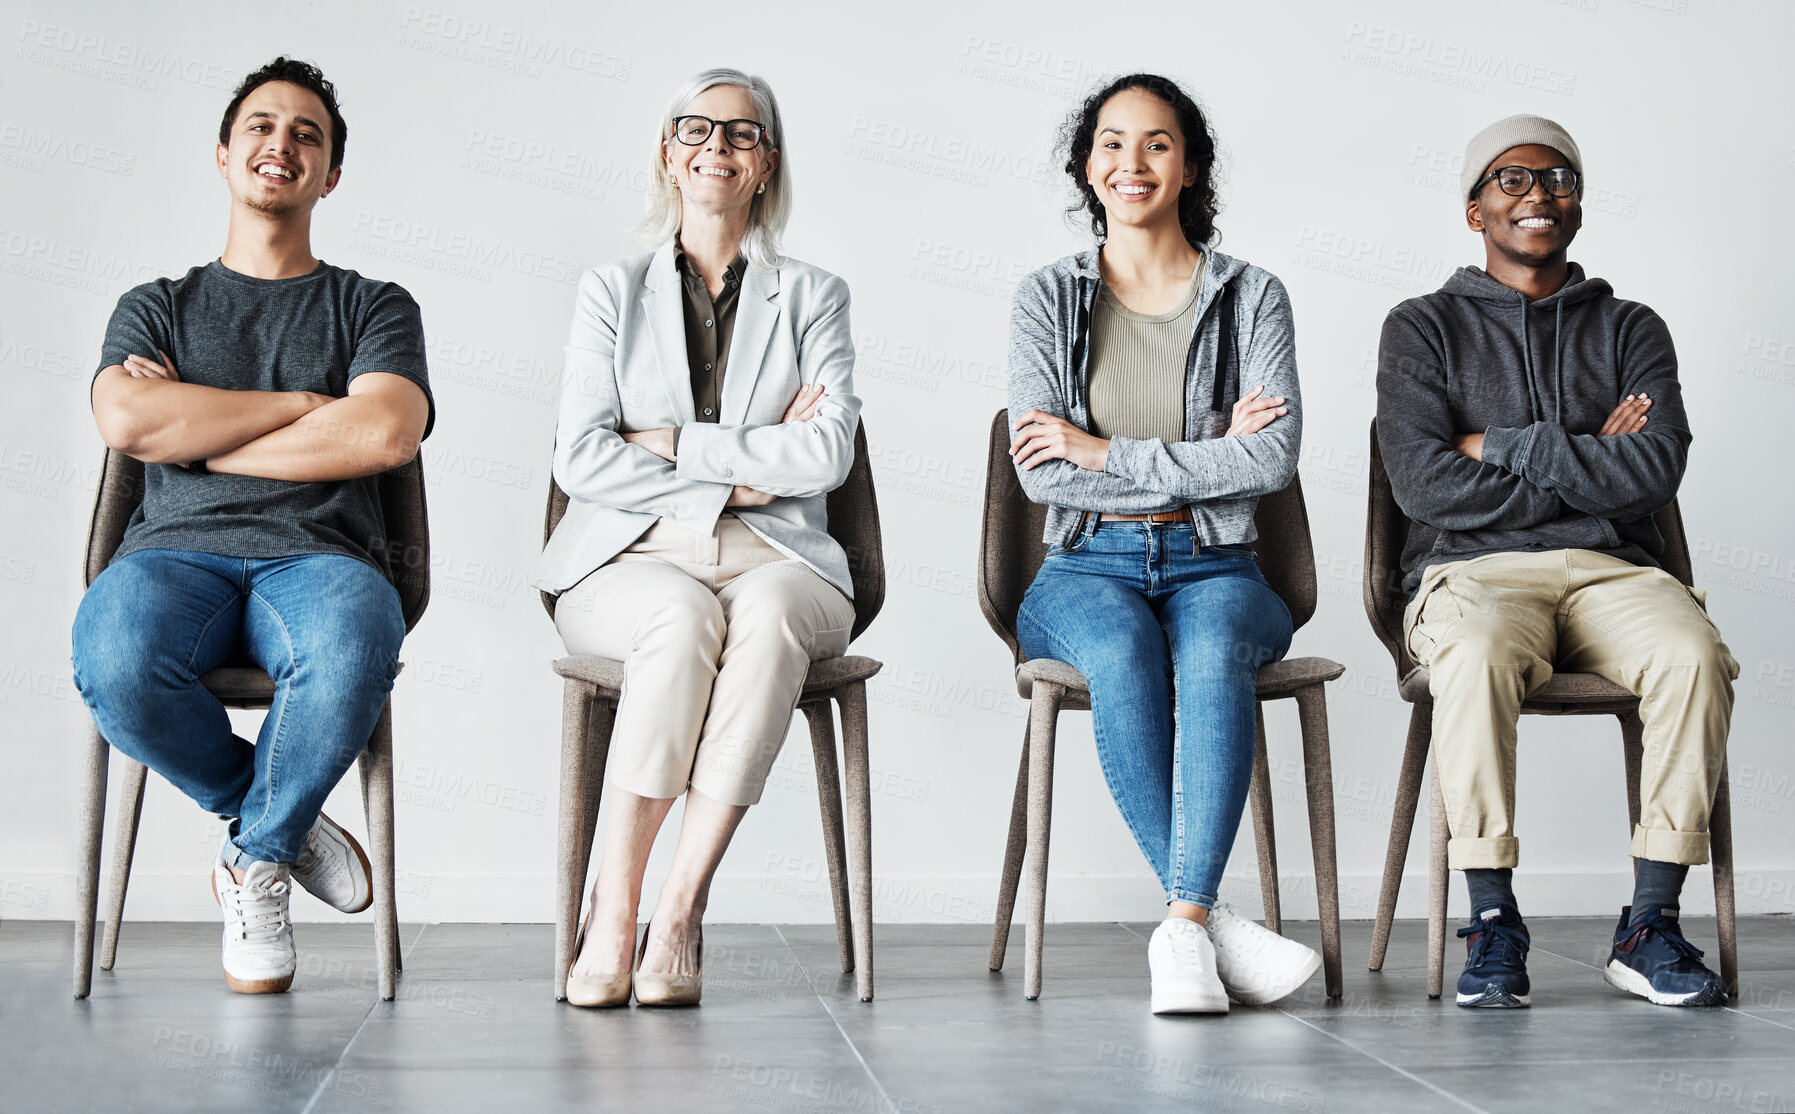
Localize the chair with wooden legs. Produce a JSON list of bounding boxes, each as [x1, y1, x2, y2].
[[977, 409, 1347, 1001], [74, 449, 428, 1000], [1360, 416, 1737, 999], [544, 422, 886, 1002]]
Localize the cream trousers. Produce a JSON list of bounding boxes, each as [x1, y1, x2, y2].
[[1404, 549, 1738, 870], [554, 516, 855, 806]]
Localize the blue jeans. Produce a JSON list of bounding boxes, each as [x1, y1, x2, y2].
[[1016, 522, 1292, 908], [72, 549, 404, 869]]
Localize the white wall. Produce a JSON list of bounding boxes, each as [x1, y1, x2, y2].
[[4, 0, 1792, 927]]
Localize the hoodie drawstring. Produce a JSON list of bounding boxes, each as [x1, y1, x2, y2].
[[1518, 299, 1541, 421], [1552, 299, 1564, 425]]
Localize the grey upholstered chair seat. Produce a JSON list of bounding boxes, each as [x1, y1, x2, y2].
[[1396, 666, 1643, 711], [197, 663, 409, 707], [1015, 656, 1346, 701], [554, 653, 883, 694]]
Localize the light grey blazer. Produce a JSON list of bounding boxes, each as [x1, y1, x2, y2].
[[535, 242, 862, 599]]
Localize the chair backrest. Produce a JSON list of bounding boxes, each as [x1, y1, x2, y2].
[[83, 449, 432, 633], [539, 421, 886, 643], [1362, 416, 1694, 675], [977, 408, 1319, 666]]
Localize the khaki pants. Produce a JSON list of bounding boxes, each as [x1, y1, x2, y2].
[[554, 516, 854, 806], [1403, 549, 1738, 869]]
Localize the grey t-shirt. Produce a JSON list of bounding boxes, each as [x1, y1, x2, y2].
[[94, 260, 434, 580]]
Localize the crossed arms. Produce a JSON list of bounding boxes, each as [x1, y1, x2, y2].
[[1376, 306, 1690, 529], [92, 352, 429, 481], [551, 267, 860, 523]]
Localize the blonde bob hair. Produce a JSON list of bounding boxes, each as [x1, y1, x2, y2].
[[636, 68, 790, 270]]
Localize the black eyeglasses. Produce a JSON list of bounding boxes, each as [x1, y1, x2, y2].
[[670, 115, 767, 150], [1474, 165, 1581, 198]]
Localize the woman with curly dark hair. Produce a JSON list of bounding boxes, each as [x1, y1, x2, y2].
[[1006, 73, 1318, 1014]]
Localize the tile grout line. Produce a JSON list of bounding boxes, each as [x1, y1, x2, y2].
[[299, 922, 430, 1114], [1276, 1009, 1495, 1114], [773, 925, 896, 1111]]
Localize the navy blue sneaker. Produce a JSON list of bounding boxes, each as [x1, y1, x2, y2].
[[1456, 905, 1531, 1008], [1604, 905, 1726, 1006]]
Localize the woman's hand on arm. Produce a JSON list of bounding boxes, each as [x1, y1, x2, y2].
[[1225, 385, 1288, 438], [1009, 409, 1110, 472], [716, 384, 830, 506]]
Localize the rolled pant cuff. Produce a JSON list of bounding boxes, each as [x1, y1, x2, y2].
[[1447, 837, 1518, 870], [1631, 825, 1710, 865], [1167, 891, 1216, 910]]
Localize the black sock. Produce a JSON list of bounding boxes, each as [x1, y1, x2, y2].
[[1630, 859, 1688, 924], [1465, 868, 1516, 920]]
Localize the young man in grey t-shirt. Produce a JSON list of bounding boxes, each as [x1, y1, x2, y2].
[[72, 57, 434, 995]]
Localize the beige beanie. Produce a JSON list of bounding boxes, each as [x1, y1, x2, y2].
[[1461, 114, 1583, 200]]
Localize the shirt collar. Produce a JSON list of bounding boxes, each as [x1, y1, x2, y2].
[[674, 246, 745, 288]]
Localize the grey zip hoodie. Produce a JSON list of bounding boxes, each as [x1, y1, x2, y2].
[[1007, 246, 1301, 547], [1376, 263, 1689, 596]]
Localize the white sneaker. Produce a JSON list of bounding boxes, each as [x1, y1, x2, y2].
[[1206, 902, 1322, 1005], [1148, 918, 1229, 1015], [291, 812, 373, 914], [212, 857, 296, 994]]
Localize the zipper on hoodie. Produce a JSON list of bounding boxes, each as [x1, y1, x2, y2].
[[1068, 261, 1236, 420]]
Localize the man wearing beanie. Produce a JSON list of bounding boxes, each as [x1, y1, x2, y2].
[[1375, 114, 1738, 1008]]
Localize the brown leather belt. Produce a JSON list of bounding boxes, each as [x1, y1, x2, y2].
[[1090, 508, 1192, 524]]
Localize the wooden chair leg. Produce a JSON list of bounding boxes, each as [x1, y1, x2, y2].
[[838, 682, 875, 1002], [553, 680, 597, 1001], [1248, 704, 1280, 934], [1711, 757, 1738, 998], [1427, 757, 1448, 1000], [74, 726, 109, 999], [358, 701, 399, 1000], [578, 698, 614, 894], [1621, 711, 1644, 834], [989, 727, 1029, 972], [99, 759, 148, 971], [802, 699, 855, 974], [1294, 684, 1343, 999], [1024, 683, 1062, 1001], [1370, 703, 1431, 972]]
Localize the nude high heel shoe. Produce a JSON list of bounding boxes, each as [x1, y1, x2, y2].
[[633, 919, 702, 1006], [563, 901, 635, 1008]]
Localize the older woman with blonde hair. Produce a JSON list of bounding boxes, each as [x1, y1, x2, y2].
[[536, 68, 861, 1007]]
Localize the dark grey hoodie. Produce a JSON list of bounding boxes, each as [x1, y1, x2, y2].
[[1376, 263, 1689, 596]]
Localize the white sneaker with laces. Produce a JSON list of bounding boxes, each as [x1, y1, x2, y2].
[[212, 857, 296, 994], [1205, 902, 1322, 1005], [1148, 918, 1229, 1015], [290, 812, 373, 913]]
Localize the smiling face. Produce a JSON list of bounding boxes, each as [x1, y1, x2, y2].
[[1467, 143, 1582, 268], [215, 80, 340, 217], [664, 83, 778, 222], [1084, 87, 1198, 235]]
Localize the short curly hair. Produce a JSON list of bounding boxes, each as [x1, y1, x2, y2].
[[1060, 73, 1220, 248], [219, 57, 347, 170]]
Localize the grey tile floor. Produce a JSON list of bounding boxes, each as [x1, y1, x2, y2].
[[5, 915, 1794, 1113]]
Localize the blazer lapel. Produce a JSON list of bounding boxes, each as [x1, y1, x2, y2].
[[642, 243, 695, 426], [719, 262, 780, 425]]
